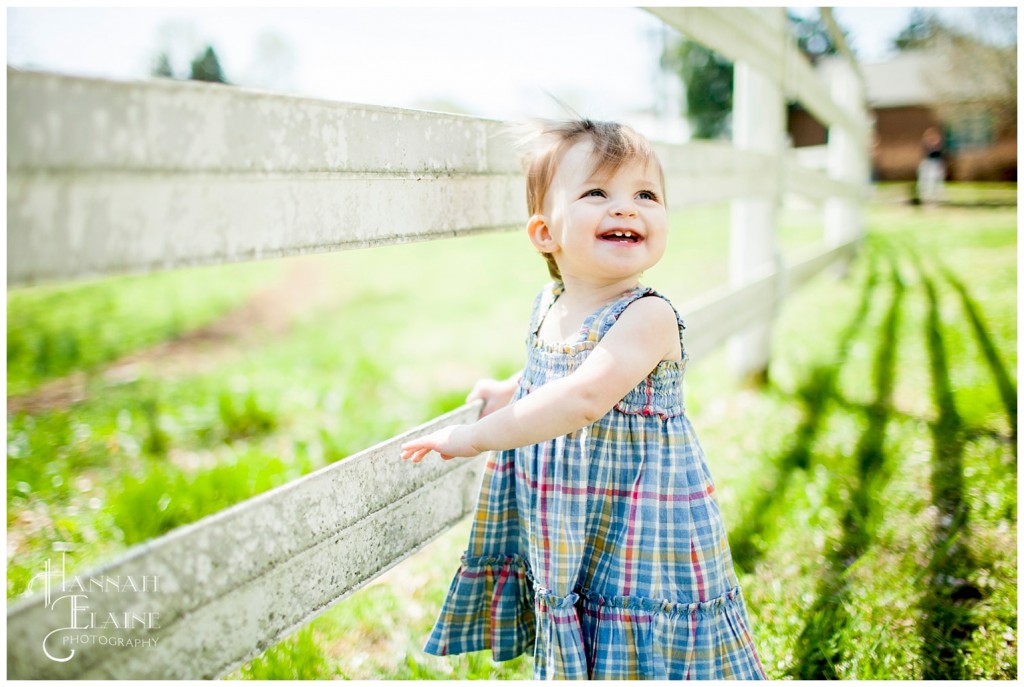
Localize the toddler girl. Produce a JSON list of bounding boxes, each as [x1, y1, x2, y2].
[[400, 119, 765, 680]]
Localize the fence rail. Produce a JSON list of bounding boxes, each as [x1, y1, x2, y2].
[[7, 68, 524, 287], [7, 403, 486, 679], [7, 7, 870, 678], [9, 60, 862, 288]]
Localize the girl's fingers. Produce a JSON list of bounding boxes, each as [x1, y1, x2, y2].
[[401, 444, 427, 461], [401, 443, 440, 463]]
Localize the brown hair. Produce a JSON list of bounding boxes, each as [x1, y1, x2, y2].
[[514, 119, 665, 280]]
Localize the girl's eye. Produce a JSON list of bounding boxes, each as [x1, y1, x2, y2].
[[637, 190, 659, 201], [584, 189, 606, 198]]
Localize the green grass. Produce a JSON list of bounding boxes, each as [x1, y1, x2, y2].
[[6, 185, 1016, 679], [7, 260, 281, 397], [705, 193, 1017, 679], [236, 626, 340, 680]]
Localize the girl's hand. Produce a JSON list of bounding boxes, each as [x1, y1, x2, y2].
[[400, 424, 481, 463], [467, 374, 521, 418]]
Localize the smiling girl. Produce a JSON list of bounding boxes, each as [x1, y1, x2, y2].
[[401, 119, 765, 680]]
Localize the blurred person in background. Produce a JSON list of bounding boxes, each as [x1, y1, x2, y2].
[[917, 126, 946, 205]]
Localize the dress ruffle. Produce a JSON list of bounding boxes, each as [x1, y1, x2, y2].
[[425, 553, 764, 679], [534, 588, 588, 679], [576, 587, 765, 679], [423, 555, 535, 661]]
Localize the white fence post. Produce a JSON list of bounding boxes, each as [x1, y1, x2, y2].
[[824, 57, 868, 271], [728, 7, 786, 384]]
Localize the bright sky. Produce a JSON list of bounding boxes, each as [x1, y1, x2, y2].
[[5, 5, 970, 141]]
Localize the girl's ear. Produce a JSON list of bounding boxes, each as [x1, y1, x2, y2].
[[527, 214, 558, 254]]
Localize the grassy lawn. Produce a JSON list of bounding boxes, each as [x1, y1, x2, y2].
[[6, 184, 1016, 679]]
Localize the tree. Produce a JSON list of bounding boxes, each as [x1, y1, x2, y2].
[[151, 51, 175, 78], [891, 8, 941, 51], [151, 19, 200, 81], [660, 10, 846, 139], [660, 40, 733, 139], [788, 10, 843, 64], [189, 45, 228, 84]]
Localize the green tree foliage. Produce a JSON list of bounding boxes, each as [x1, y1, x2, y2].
[[660, 41, 733, 139], [788, 10, 844, 64], [660, 11, 844, 139], [151, 51, 174, 78], [190, 45, 228, 84], [892, 8, 941, 51], [149, 44, 229, 84]]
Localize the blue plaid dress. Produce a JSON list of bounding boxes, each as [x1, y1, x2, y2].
[[424, 282, 766, 680]]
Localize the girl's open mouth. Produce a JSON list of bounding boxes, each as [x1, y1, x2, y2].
[[599, 230, 642, 244]]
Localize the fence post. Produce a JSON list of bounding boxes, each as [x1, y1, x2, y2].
[[824, 57, 868, 272], [728, 6, 786, 384]]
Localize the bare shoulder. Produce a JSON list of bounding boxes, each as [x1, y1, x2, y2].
[[617, 294, 678, 331], [608, 295, 683, 362]]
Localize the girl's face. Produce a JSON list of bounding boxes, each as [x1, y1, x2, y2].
[[540, 139, 668, 286]]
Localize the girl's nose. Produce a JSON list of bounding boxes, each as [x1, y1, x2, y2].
[[611, 200, 638, 217]]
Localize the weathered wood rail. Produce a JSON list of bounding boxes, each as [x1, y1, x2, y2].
[[7, 71, 523, 286], [7, 7, 869, 678], [7, 404, 486, 679]]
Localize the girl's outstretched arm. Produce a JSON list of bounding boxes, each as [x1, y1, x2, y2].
[[467, 371, 522, 418], [400, 297, 680, 462]]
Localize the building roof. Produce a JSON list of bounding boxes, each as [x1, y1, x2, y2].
[[860, 52, 944, 108], [856, 50, 1007, 109]]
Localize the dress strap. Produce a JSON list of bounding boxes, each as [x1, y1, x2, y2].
[[527, 281, 564, 339], [584, 285, 687, 355]]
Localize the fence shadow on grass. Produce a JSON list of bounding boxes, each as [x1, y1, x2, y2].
[[940, 267, 1018, 453], [911, 254, 983, 680], [788, 245, 904, 679], [729, 249, 881, 570], [937, 200, 1018, 209]]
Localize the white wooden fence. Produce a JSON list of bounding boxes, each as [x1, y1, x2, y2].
[[6, 7, 869, 679]]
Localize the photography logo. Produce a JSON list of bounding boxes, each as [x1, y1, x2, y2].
[[28, 553, 162, 663]]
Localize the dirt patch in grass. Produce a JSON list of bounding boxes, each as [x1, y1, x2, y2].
[[8, 257, 338, 415]]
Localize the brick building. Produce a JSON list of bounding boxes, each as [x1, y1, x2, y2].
[[788, 51, 1017, 182]]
